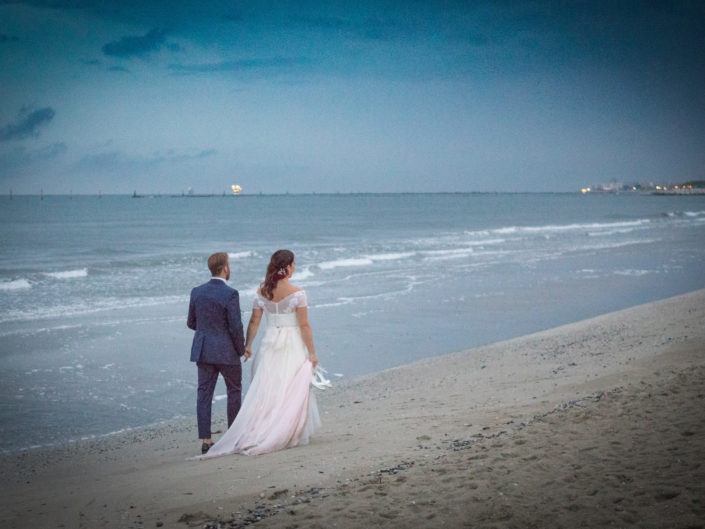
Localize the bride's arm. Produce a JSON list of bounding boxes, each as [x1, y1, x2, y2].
[[296, 306, 318, 368], [244, 308, 263, 362]]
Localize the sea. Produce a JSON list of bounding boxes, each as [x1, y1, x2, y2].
[[1, 192, 704, 451]]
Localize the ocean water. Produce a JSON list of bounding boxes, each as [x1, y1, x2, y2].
[[1, 192, 704, 450]]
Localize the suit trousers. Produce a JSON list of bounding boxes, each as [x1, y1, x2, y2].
[[196, 361, 242, 439]]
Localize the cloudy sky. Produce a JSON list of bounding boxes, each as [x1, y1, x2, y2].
[[1, 1, 703, 194]]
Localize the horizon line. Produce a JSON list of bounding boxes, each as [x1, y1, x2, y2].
[[4, 190, 598, 198]]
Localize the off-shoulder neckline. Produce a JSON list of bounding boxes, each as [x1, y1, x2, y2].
[[257, 289, 303, 303]]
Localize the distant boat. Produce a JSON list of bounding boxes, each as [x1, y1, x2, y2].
[[231, 184, 242, 195]]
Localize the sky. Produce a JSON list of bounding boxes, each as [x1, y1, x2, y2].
[[1, 0, 704, 194]]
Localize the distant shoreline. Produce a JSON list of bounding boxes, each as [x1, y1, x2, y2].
[[5, 190, 705, 198]]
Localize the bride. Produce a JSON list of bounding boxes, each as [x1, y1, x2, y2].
[[199, 249, 321, 457]]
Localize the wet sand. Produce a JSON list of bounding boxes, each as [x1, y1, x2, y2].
[[1, 289, 703, 528]]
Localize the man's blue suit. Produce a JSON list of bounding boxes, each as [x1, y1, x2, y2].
[[187, 278, 246, 439]]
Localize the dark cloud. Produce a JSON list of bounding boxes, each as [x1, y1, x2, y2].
[[188, 149, 216, 159], [0, 34, 20, 43], [0, 142, 67, 177], [102, 28, 166, 58], [75, 148, 216, 172], [168, 56, 309, 75], [108, 65, 130, 73], [0, 107, 55, 142], [20, 142, 67, 161], [75, 150, 128, 171]]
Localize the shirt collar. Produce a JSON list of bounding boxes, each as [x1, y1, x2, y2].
[[211, 277, 228, 284]]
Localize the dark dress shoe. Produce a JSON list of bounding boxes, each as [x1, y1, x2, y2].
[[201, 442, 213, 454]]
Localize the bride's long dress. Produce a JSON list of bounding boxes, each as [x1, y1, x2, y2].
[[200, 290, 321, 457]]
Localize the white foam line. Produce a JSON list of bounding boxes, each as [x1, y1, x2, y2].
[[422, 248, 474, 257], [464, 238, 506, 246], [463, 229, 492, 237], [313, 300, 353, 308], [613, 269, 654, 277], [570, 239, 660, 252], [293, 266, 315, 280], [44, 268, 88, 279], [228, 251, 253, 259], [319, 278, 421, 306], [0, 279, 32, 291], [499, 219, 651, 234], [318, 258, 374, 270], [587, 228, 637, 237]]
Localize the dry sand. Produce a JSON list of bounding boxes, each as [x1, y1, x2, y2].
[[1, 289, 703, 529]]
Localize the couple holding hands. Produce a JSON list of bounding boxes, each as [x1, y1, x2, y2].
[[187, 249, 325, 458]]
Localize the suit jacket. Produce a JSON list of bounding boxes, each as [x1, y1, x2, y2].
[[187, 278, 245, 364]]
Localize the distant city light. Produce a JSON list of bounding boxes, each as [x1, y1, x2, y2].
[[580, 182, 703, 195]]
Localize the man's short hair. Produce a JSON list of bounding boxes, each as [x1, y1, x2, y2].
[[208, 252, 229, 276]]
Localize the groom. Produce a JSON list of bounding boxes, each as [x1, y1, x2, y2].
[[187, 252, 249, 454]]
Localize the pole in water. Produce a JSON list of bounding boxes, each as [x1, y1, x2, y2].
[[40, 188, 44, 200], [9, 189, 12, 200]]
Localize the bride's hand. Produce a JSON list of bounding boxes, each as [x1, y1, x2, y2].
[[310, 354, 318, 368]]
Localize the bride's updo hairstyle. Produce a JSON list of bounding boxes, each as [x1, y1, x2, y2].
[[261, 249, 295, 300]]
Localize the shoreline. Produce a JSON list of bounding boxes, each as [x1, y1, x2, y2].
[[4, 282, 702, 455], [1, 289, 703, 528]]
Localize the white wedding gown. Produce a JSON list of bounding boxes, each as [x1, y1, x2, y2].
[[200, 290, 321, 457]]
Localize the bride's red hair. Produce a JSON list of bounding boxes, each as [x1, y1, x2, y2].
[[260, 249, 295, 300]]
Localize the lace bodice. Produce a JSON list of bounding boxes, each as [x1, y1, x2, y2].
[[253, 290, 307, 314]]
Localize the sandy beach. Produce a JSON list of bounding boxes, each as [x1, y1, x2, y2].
[[1, 289, 703, 529]]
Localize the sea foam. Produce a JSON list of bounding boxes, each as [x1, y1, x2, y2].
[[0, 279, 31, 291], [44, 268, 88, 279], [318, 257, 374, 270], [493, 219, 651, 235], [293, 267, 315, 280], [228, 251, 253, 259], [613, 269, 654, 277], [363, 252, 416, 261]]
